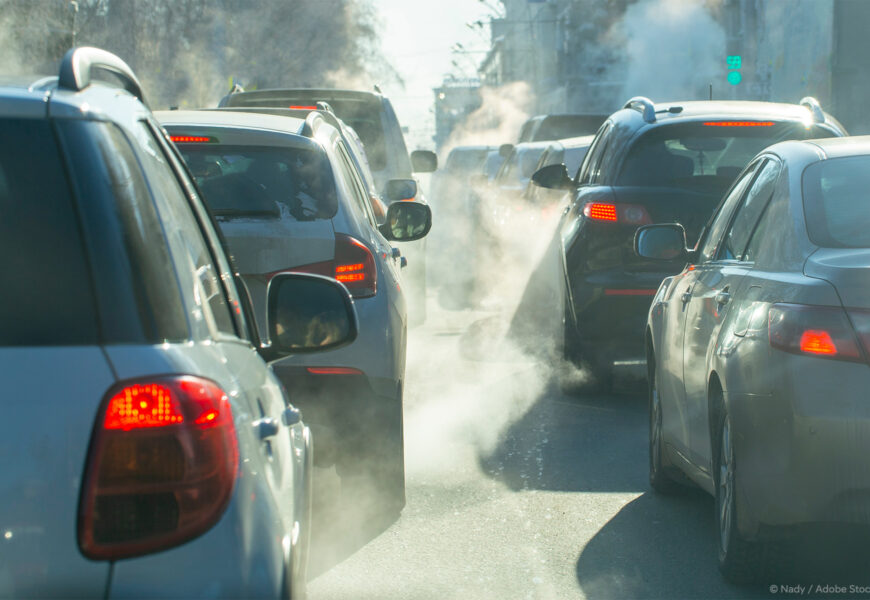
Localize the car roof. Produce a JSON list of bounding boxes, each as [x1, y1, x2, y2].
[[226, 88, 383, 103], [623, 100, 836, 127], [557, 134, 596, 148], [803, 135, 870, 159], [157, 109, 306, 134]]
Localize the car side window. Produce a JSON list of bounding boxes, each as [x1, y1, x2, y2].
[[132, 122, 237, 340], [334, 140, 376, 227], [718, 158, 780, 261], [577, 122, 612, 184], [697, 159, 763, 263]]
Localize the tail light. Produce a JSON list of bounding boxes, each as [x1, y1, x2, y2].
[[285, 234, 377, 299], [768, 303, 863, 362], [583, 202, 652, 225], [79, 376, 238, 560], [306, 367, 363, 375]]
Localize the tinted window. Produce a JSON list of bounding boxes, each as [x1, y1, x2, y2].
[[0, 119, 98, 345], [578, 122, 612, 184], [803, 155, 870, 248], [719, 158, 779, 260], [618, 122, 833, 197], [178, 144, 338, 221]]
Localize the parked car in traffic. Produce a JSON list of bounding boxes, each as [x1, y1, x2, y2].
[[533, 96, 847, 388], [524, 135, 595, 211], [218, 87, 437, 325], [638, 135, 870, 582], [158, 109, 432, 513], [1, 47, 359, 599]]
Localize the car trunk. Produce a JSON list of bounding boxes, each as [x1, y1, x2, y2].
[[804, 248, 870, 308], [0, 347, 114, 598]]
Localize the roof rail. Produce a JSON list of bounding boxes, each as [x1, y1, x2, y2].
[[28, 76, 58, 92], [623, 96, 656, 123], [316, 101, 334, 113], [58, 47, 146, 106], [799, 96, 825, 123]]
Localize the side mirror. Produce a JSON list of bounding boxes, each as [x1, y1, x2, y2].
[[634, 224, 689, 261], [531, 163, 574, 190], [379, 202, 432, 242], [499, 143, 514, 158], [263, 273, 358, 360], [383, 178, 418, 202], [411, 150, 437, 173]]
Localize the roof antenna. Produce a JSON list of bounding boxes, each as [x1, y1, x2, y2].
[[709, 83, 713, 101]]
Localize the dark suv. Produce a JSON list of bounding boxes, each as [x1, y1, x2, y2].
[[218, 87, 438, 324], [533, 96, 847, 388], [0, 47, 357, 598]]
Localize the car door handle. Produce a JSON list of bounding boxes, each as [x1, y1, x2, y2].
[[400, 257, 408, 269], [681, 283, 695, 305], [715, 290, 731, 306], [253, 417, 280, 440], [282, 407, 301, 427]]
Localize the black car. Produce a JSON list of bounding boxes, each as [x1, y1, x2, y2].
[[533, 96, 847, 388]]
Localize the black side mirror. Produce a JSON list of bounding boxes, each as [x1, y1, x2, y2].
[[262, 273, 358, 360], [634, 223, 689, 261], [383, 178, 418, 202], [532, 163, 574, 190], [411, 150, 437, 173], [499, 143, 514, 158], [379, 202, 432, 242]]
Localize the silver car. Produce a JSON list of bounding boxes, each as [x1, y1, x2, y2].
[[1, 47, 358, 598], [158, 109, 432, 512], [638, 136, 870, 582]]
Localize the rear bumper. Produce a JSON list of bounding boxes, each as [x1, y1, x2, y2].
[[271, 366, 401, 467], [729, 355, 870, 539]]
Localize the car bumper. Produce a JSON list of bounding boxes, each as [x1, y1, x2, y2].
[[730, 355, 870, 539]]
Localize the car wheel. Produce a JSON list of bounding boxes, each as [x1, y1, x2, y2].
[[715, 400, 766, 583], [648, 352, 679, 494]]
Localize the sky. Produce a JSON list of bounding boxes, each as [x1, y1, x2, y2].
[[373, 0, 499, 150]]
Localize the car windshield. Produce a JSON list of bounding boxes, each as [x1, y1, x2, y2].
[[178, 145, 337, 221], [803, 155, 870, 248], [617, 122, 836, 196]]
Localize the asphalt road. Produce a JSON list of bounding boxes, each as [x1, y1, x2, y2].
[[305, 243, 870, 599]]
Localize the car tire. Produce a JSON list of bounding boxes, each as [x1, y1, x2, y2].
[[714, 397, 769, 583], [647, 351, 680, 494]]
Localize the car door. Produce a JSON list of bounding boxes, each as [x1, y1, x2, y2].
[[682, 157, 781, 466], [139, 119, 301, 532]]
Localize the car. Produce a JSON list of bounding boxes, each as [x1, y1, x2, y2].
[[524, 135, 595, 213], [1, 47, 361, 599], [157, 108, 432, 513], [637, 135, 870, 582], [218, 87, 438, 325], [532, 96, 847, 388], [517, 113, 609, 143]]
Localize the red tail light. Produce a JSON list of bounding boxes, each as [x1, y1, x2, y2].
[[583, 202, 652, 225], [306, 367, 363, 375], [333, 234, 377, 298], [768, 303, 862, 362], [79, 376, 239, 560], [703, 121, 775, 127], [170, 135, 214, 143], [288, 105, 318, 110], [285, 234, 377, 299]]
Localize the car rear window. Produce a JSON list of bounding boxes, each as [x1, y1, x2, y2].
[[445, 148, 491, 174], [178, 145, 338, 221], [803, 155, 870, 248], [0, 118, 98, 345], [617, 122, 835, 197]]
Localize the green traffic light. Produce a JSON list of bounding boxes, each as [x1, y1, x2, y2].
[[727, 71, 742, 85]]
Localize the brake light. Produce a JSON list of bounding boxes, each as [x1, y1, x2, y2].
[[768, 303, 862, 362], [288, 105, 318, 110], [79, 376, 238, 560], [703, 121, 775, 127], [334, 234, 377, 298], [170, 135, 214, 143], [306, 367, 363, 375], [583, 202, 652, 225]]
